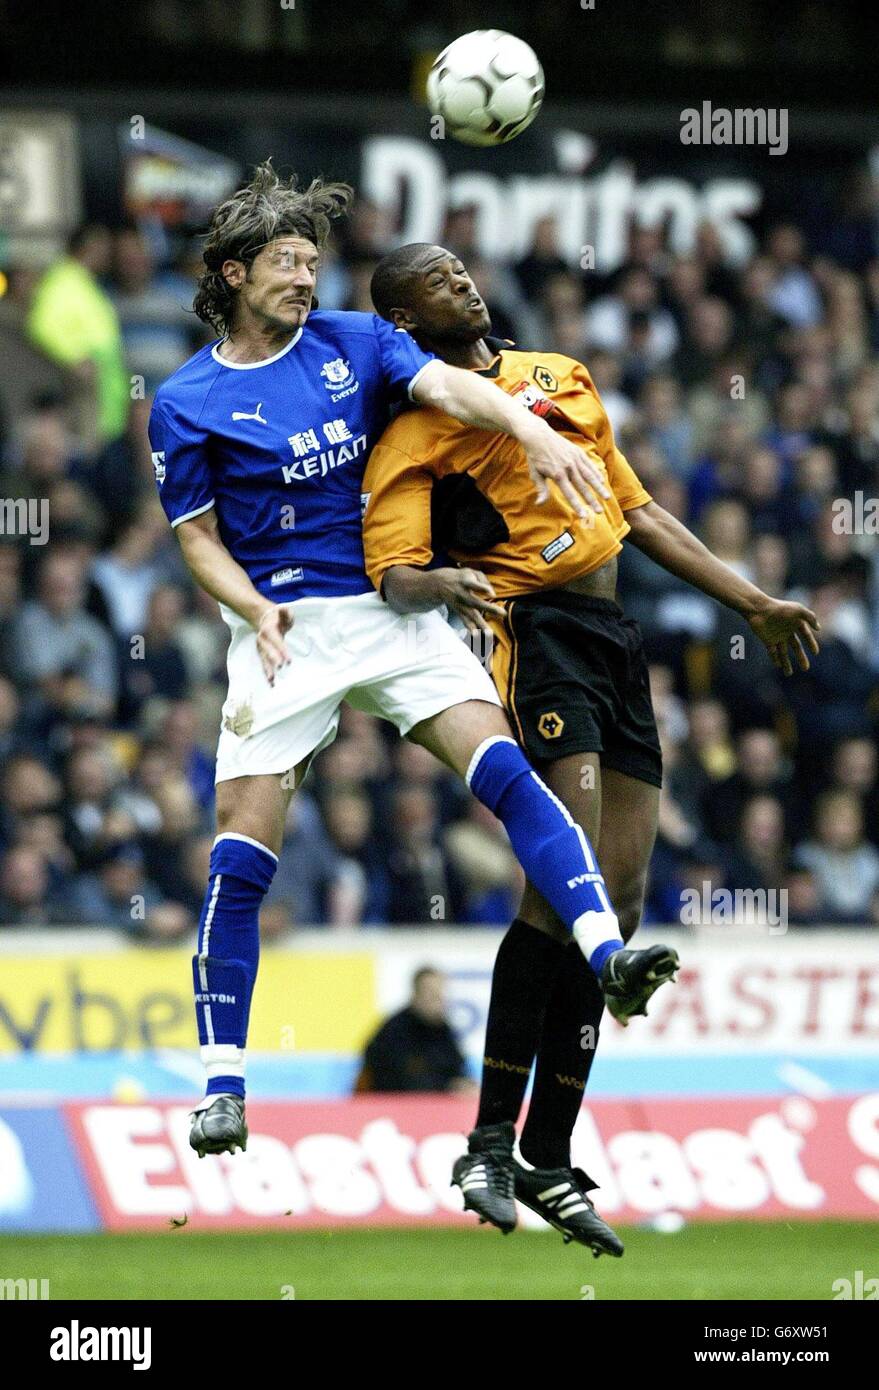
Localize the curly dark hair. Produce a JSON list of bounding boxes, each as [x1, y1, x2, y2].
[[193, 160, 353, 335]]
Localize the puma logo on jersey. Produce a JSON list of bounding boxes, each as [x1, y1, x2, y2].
[[231, 403, 267, 424]]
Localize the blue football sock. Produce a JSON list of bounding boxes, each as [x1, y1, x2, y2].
[[467, 736, 623, 974], [193, 833, 278, 1099]]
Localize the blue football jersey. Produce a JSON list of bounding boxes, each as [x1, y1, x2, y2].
[[148, 310, 434, 602]]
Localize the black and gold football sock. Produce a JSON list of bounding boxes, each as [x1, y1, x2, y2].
[[519, 938, 604, 1170], [475, 918, 564, 1129]]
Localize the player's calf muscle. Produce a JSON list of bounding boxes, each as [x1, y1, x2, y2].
[[606, 874, 648, 942]]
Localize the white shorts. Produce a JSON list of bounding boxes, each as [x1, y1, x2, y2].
[[215, 591, 502, 783]]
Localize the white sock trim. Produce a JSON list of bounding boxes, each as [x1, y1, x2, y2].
[[572, 910, 623, 966], [529, 769, 575, 828], [201, 1044, 246, 1080], [464, 734, 518, 789], [197, 874, 223, 1046], [213, 832, 279, 863]]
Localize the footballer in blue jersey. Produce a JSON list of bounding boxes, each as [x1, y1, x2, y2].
[[150, 308, 436, 603], [160, 163, 679, 1243]]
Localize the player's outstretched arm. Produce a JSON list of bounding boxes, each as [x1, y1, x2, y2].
[[625, 500, 820, 676], [175, 510, 292, 685], [410, 359, 609, 517]]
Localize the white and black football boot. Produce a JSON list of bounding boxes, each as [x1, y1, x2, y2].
[[514, 1159, 624, 1257], [451, 1120, 517, 1233]]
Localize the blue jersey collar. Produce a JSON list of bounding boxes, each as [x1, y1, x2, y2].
[[211, 327, 304, 370]]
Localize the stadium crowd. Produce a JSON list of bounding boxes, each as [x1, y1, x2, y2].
[[0, 187, 878, 934]]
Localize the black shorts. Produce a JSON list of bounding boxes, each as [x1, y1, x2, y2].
[[490, 591, 663, 788]]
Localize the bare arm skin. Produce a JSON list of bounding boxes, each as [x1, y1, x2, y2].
[[175, 508, 292, 685], [382, 563, 504, 635], [383, 499, 822, 676], [624, 499, 820, 675], [411, 358, 610, 517]]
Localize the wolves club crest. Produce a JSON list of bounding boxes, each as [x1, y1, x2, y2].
[[533, 365, 558, 392]]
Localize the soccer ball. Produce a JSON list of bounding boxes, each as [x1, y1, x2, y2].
[[427, 30, 545, 147]]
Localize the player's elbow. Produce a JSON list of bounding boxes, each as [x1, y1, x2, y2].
[[381, 564, 436, 614], [380, 566, 408, 612]]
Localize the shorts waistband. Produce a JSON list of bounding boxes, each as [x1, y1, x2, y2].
[[515, 589, 624, 617]]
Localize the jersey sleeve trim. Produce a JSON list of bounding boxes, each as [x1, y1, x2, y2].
[[617, 485, 653, 512], [170, 499, 216, 527], [406, 359, 435, 401]]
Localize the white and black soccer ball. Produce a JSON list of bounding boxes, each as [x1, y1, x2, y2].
[[427, 30, 545, 147]]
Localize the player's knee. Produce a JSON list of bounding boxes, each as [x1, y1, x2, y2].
[[215, 784, 282, 854]]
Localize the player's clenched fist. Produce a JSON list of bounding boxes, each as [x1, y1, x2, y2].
[[255, 604, 294, 684], [426, 566, 506, 635]]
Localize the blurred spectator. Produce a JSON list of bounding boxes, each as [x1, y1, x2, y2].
[[26, 224, 130, 447], [586, 268, 679, 364], [783, 868, 825, 926], [0, 269, 68, 430], [514, 215, 568, 300], [386, 784, 464, 924], [265, 791, 348, 926], [724, 794, 789, 892], [703, 728, 793, 843], [686, 698, 737, 781], [0, 756, 62, 845], [828, 737, 879, 840], [12, 549, 118, 721], [764, 224, 822, 328], [63, 743, 137, 869], [444, 801, 522, 926], [62, 841, 163, 930], [156, 699, 215, 812], [321, 788, 390, 924], [673, 296, 735, 388], [795, 790, 879, 922], [586, 348, 636, 433], [639, 374, 694, 476], [110, 226, 198, 392], [118, 583, 190, 721], [0, 846, 56, 926], [90, 501, 167, 637], [355, 967, 471, 1093]]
